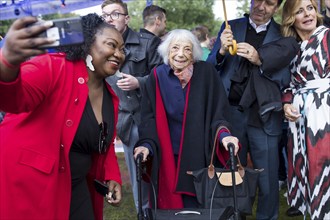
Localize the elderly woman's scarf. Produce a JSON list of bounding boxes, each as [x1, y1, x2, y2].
[[173, 63, 194, 88]]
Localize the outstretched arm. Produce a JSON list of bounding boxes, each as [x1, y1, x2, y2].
[[0, 17, 54, 82]]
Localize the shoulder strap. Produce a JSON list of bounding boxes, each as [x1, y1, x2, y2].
[[208, 127, 245, 178], [208, 126, 223, 178]]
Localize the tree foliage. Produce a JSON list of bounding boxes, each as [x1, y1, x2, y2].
[[236, 0, 249, 17], [0, 20, 13, 38], [127, 0, 222, 37], [236, 0, 283, 24]]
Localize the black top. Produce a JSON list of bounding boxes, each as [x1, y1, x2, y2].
[[69, 83, 114, 219], [71, 84, 114, 154]]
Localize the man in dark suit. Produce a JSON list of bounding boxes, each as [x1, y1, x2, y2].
[[101, 0, 162, 212], [207, 0, 289, 219]]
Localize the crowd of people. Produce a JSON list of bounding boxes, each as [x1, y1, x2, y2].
[[0, 0, 329, 220]]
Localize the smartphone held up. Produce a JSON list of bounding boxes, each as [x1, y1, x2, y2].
[[30, 17, 84, 49]]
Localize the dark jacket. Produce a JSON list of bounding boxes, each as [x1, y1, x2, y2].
[[139, 28, 162, 46], [106, 27, 162, 145], [322, 10, 330, 28], [207, 16, 293, 135], [238, 37, 299, 122]]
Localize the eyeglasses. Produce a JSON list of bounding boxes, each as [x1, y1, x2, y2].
[[101, 12, 127, 20], [98, 122, 109, 154]]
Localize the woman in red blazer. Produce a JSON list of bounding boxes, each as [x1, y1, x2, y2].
[[0, 14, 125, 220]]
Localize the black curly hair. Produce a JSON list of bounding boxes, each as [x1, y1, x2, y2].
[[58, 13, 115, 61]]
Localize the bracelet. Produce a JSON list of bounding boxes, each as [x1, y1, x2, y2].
[[0, 49, 17, 69]]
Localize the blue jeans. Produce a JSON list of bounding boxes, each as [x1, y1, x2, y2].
[[122, 124, 150, 212]]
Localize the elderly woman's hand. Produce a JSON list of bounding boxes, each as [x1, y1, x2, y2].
[[133, 146, 150, 162], [222, 136, 240, 155], [106, 180, 122, 207]]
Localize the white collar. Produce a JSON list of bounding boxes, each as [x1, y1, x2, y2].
[[249, 18, 271, 33]]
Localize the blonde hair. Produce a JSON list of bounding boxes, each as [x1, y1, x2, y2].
[[281, 0, 323, 41]]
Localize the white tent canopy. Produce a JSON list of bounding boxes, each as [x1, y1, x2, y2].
[[0, 0, 134, 20]]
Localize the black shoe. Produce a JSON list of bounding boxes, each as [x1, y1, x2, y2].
[[286, 207, 303, 217]]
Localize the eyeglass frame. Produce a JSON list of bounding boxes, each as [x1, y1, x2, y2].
[[98, 122, 109, 154], [101, 11, 127, 20]]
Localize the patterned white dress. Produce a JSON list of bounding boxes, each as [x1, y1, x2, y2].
[[282, 26, 330, 220]]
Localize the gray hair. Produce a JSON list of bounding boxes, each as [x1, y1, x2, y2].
[[157, 29, 203, 65]]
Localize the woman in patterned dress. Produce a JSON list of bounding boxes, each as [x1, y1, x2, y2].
[[281, 0, 330, 219]]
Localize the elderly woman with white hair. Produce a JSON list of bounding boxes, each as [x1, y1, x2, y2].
[[133, 29, 240, 209]]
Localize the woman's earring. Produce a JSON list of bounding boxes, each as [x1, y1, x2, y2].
[[86, 54, 95, 71]]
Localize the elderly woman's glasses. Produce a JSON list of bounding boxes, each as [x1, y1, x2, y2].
[[102, 12, 127, 20], [98, 122, 109, 154]]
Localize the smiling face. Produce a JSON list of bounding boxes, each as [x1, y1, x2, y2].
[[293, 0, 317, 40], [168, 39, 193, 72], [89, 27, 125, 78], [250, 0, 279, 26]]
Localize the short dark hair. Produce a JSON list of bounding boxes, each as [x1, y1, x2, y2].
[[142, 5, 166, 26], [58, 13, 116, 61], [101, 0, 128, 14], [277, 0, 283, 6]]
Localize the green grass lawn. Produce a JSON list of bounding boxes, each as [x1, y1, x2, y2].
[[103, 153, 307, 220]]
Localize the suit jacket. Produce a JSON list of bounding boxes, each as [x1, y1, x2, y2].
[[207, 16, 291, 135], [0, 53, 121, 220], [106, 27, 162, 145]]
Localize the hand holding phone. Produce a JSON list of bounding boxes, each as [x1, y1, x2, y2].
[[30, 17, 84, 49], [107, 180, 122, 206], [94, 179, 122, 206], [94, 179, 109, 197]]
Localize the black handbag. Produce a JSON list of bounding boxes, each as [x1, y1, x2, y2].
[[187, 127, 262, 215], [136, 154, 227, 220]]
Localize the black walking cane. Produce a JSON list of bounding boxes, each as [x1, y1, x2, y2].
[[218, 143, 241, 220], [228, 143, 241, 220], [136, 153, 144, 220]]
